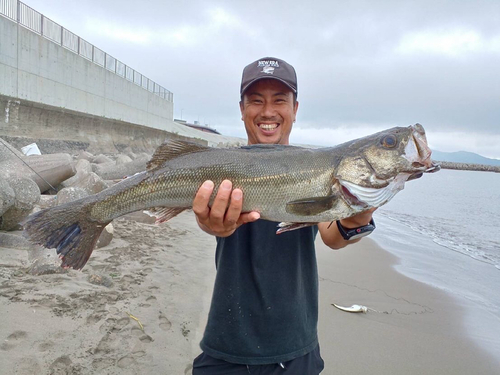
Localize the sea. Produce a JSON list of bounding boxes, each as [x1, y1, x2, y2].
[[371, 168, 500, 360]]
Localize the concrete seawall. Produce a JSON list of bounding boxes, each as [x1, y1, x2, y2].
[[0, 93, 206, 154]]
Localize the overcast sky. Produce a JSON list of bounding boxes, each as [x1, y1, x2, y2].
[[24, 0, 500, 158]]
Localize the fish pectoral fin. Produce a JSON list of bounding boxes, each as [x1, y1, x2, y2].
[[144, 207, 188, 224], [276, 222, 318, 234], [285, 195, 338, 216], [147, 140, 211, 170]]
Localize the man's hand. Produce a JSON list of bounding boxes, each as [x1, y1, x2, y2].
[[193, 180, 260, 237], [318, 208, 377, 250]]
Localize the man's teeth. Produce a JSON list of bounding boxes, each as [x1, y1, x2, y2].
[[259, 123, 278, 130]]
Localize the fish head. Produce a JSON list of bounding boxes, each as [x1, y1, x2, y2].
[[335, 124, 440, 208]]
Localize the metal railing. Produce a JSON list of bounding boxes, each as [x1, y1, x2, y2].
[[0, 0, 173, 102]]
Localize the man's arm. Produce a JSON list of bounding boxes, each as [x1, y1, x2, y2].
[[318, 208, 376, 250], [192, 180, 260, 237]]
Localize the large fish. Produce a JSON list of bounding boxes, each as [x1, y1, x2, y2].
[[23, 123, 439, 270]]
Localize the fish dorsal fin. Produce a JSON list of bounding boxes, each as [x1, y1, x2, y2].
[[147, 140, 210, 170], [285, 195, 339, 216]]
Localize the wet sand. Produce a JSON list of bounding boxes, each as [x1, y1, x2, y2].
[[1, 212, 498, 374], [317, 238, 500, 374]]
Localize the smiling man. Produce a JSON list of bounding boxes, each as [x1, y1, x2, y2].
[[191, 57, 375, 374]]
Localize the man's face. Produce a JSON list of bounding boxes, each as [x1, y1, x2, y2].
[[240, 79, 299, 145]]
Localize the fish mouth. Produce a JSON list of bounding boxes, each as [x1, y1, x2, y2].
[[405, 124, 440, 174]]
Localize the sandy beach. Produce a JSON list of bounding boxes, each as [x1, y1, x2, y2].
[[1, 211, 499, 374]]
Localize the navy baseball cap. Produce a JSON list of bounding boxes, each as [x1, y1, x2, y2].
[[240, 57, 298, 97]]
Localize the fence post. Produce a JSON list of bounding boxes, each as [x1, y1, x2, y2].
[[16, 0, 20, 22], [40, 14, 44, 36], [61, 26, 63, 46], [77, 36, 80, 55]]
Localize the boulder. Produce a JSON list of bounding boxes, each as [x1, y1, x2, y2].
[[96, 223, 114, 249], [0, 177, 15, 216], [61, 170, 108, 195], [93, 155, 148, 180], [93, 154, 113, 164], [0, 175, 40, 231], [115, 154, 133, 165], [77, 150, 94, 162], [56, 187, 88, 205]]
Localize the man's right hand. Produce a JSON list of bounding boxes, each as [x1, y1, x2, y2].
[[193, 180, 260, 237]]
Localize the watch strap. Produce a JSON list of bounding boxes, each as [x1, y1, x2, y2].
[[336, 218, 376, 240]]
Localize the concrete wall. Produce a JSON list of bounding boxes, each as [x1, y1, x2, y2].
[[0, 93, 206, 154], [0, 15, 174, 131], [0, 15, 245, 150]]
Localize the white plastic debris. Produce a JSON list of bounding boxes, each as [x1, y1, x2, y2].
[[332, 303, 368, 313], [21, 143, 42, 156]]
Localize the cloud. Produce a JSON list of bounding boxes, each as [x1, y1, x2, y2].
[[397, 28, 500, 57]]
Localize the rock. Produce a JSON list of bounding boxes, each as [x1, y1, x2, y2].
[[93, 154, 113, 164], [0, 152, 76, 193], [33, 194, 57, 213], [115, 154, 133, 165], [0, 176, 40, 231], [60, 170, 108, 195], [0, 178, 15, 216], [74, 159, 93, 174], [0, 231, 33, 250], [0, 231, 64, 275], [28, 259, 67, 275], [96, 223, 114, 249], [77, 150, 94, 162], [87, 274, 113, 287], [56, 187, 88, 205], [0, 137, 24, 161], [93, 155, 148, 180]]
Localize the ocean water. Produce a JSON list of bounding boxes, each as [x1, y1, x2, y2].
[[371, 169, 500, 359]]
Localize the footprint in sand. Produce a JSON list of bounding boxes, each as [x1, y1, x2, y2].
[[49, 355, 79, 374], [159, 312, 172, 330], [0, 330, 28, 351], [117, 354, 137, 368], [37, 340, 55, 352]]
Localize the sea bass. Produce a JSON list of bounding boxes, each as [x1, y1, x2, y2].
[[23, 123, 439, 270]]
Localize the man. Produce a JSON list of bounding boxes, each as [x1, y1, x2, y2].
[[192, 57, 375, 374]]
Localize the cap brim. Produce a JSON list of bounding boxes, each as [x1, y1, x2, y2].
[[241, 76, 297, 96]]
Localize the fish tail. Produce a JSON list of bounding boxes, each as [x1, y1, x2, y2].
[[22, 200, 109, 270]]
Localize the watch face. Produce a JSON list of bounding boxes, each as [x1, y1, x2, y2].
[[348, 230, 374, 240], [338, 219, 376, 240]]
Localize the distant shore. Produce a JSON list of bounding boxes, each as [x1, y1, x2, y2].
[[435, 160, 500, 173]]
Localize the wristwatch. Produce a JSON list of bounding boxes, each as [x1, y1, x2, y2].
[[336, 218, 376, 241]]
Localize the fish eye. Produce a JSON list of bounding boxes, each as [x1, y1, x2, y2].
[[380, 134, 397, 148]]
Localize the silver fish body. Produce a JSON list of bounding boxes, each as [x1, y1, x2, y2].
[[23, 123, 439, 269]]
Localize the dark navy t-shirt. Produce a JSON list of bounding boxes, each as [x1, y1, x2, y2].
[[200, 219, 319, 365]]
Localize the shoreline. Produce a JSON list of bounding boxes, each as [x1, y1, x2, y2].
[[2, 213, 499, 374], [316, 237, 500, 374]]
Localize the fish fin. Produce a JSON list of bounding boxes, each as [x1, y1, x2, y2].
[[285, 195, 338, 216], [147, 140, 210, 170], [239, 144, 304, 152], [22, 201, 108, 270], [276, 222, 318, 234], [144, 207, 188, 224]]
